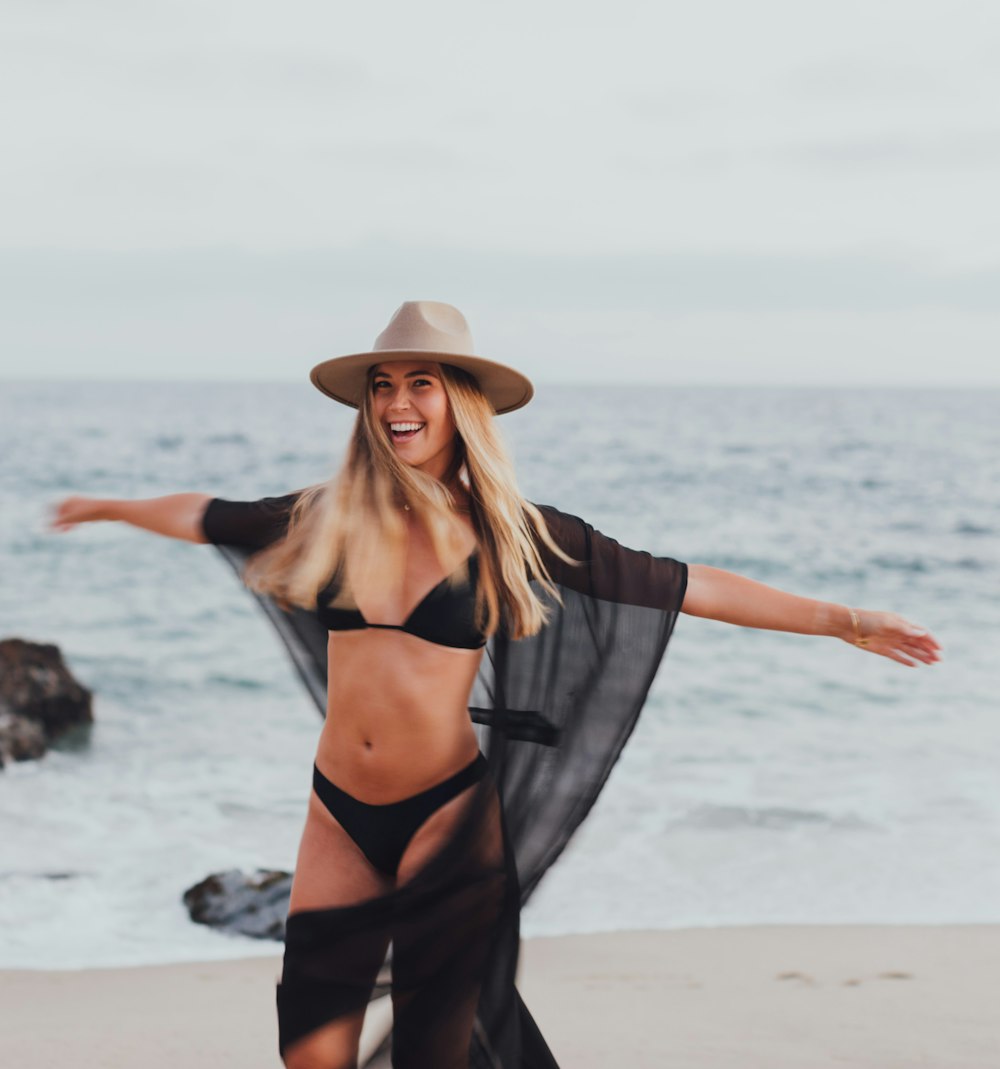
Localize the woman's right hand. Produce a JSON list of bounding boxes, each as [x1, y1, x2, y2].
[[48, 496, 107, 532]]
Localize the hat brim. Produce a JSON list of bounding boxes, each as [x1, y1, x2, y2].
[[309, 350, 534, 415]]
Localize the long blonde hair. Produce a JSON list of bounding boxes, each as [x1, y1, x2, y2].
[[242, 363, 576, 640]]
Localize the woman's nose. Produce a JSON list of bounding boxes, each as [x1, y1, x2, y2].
[[387, 391, 415, 413]]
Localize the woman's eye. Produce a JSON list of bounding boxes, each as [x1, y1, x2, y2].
[[372, 377, 432, 391]]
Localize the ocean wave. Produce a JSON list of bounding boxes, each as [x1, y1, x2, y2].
[[669, 804, 877, 833]]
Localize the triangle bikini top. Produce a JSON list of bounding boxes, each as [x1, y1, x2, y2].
[[315, 549, 487, 650]]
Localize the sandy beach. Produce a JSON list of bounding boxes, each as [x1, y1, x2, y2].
[[2, 925, 997, 1068]]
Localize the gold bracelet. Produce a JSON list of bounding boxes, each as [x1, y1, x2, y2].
[[849, 608, 869, 647]]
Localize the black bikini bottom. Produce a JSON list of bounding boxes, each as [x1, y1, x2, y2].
[[311, 752, 489, 878]]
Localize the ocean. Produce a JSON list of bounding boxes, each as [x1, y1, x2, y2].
[[0, 380, 997, 968]]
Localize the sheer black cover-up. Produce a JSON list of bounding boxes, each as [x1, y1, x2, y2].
[[202, 493, 688, 1068]]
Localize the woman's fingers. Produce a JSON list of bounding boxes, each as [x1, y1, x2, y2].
[[900, 623, 941, 651], [898, 643, 937, 664], [903, 631, 942, 661], [48, 496, 96, 531], [896, 634, 940, 660], [885, 649, 919, 667], [48, 500, 73, 531]]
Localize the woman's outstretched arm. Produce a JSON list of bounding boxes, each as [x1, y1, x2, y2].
[[681, 564, 941, 668], [48, 493, 213, 544]]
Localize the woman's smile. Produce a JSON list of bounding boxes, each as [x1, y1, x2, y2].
[[388, 420, 426, 444]]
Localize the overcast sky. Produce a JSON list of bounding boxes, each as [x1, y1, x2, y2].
[[2, 0, 998, 386]]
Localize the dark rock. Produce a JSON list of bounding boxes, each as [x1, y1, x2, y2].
[[0, 639, 93, 749], [182, 868, 293, 941], [0, 705, 47, 766]]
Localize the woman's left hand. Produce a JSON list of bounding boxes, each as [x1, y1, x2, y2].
[[844, 610, 942, 667]]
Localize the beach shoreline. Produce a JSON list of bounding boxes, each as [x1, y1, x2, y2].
[[3, 925, 998, 1067]]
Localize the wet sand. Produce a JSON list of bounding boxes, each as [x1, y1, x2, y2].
[[2, 926, 998, 1068]]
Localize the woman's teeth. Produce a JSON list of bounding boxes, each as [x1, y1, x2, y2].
[[389, 422, 425, 442]]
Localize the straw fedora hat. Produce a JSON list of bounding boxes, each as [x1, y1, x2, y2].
[[309, 301, 534, 415]]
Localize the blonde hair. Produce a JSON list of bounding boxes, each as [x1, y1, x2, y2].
[[242, 363, 576, 640]]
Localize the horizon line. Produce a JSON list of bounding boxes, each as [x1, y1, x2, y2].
[[2, 376, 998, 390]]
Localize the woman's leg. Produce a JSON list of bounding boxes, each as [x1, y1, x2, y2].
[[279, 790, 394, 1069], [390, 779, 506, 1069]]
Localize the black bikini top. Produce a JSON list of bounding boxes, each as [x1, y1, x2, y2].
[[315, 550, 487, 650]]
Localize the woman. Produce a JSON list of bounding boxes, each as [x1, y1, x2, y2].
[[50, 300, 941, 1068]]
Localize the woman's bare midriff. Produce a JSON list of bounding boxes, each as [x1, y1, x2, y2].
[[315, 628, 484, 803]]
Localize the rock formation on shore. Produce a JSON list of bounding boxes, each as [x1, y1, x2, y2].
[[0, 638, 93, 767], [183, 868, 293, 940]]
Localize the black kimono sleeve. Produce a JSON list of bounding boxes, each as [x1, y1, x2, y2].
[[201, 492, 304, 550]]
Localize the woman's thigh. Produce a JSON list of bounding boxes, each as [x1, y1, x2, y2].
[[390, 781, 507, 1069], [395, 778, 504, 886], [288, 791, 394, 912], [279, 792, 394, 1069]]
